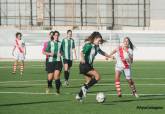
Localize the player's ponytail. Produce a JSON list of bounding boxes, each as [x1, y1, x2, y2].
[[126, 37, 135, 50], [49, 31, 54, 37], [50, 32, 55, 41]]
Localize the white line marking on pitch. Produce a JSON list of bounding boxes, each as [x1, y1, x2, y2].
[[0, 65, 110, 69], [1, 83, 165, 86], [0, 78, 165, 83], [0, 91, 164, 96]]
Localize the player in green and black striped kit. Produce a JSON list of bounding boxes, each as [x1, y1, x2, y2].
[[61, 30, 77, 86], [45, 31, 62, 95], [75, 31, 111, 102]]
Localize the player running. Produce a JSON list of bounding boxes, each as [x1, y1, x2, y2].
[[76, 31, 111, 102], [109, 37, 139, 98], [12, 32, 26, 76], [42, 31, 54, 88], [44, 31, 63, 95], [61, 30, 77, 86]]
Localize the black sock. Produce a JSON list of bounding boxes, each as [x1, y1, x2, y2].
[[47, 80, 52, 88], [50, 80, 53, 88], [78, 89, 83, 97], [85, 78, 98, 89], [55, 79, 61, 92], [64, 71, 69, 81]]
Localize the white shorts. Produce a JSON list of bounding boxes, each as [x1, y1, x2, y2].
[[14, 53, 25, 61], [115, 66, 131, 80]]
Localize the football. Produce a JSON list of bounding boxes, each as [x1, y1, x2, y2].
[[96, 92, 106, 103]]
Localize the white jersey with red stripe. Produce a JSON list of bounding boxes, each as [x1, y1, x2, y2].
[[14, 39, 25, 54], [13, 39, 26, 61], [115, 46, 133, 69]]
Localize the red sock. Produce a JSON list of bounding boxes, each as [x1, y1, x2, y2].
[[115, 80, 121, 96], [20, 64, 24, 74], [13, 64, 17, 73]]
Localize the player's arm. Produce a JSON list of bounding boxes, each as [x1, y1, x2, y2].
[[58, 44, 63, 57], [80, 43, 91, 64], [45, 42, 54, 57], [98, 46, 113, 60], [109, 48, 117, 56], [23, 42, 26, 55], [12, 45, 16, 56], [130, 56, 133, 63], [98, 48, 110, 58], [128, 49, 133, 63], [24, 45, 26, 56], [73, 48, 77, 60], [45, 51, 54, 57], [108, 48, 118, 60], [60, 39, 64, 54], [42, 43, 47, 55], [72, 40, 77, 60], [42, 51, 46, 55], [80, 51, 85, 63]]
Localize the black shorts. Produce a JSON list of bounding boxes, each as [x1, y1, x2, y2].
[[79, 63, 94, 75], [63, 59, 73, 68], [47, 61, 62, 73], [45, 58, 48, 71]]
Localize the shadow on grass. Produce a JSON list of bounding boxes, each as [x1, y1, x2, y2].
[[63, 85, 81, 89], [86, 101, 115, 106], [0, 100, 71, 107], [88, 89, 115, 93], [140, 94, 165, 98], [100, 73, 114, 76], [112, 95, 165, 103]]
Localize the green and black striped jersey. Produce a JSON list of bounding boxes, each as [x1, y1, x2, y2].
[[61, 38, 75, 60], [82, 43, 105, 65], [46, 40, 62, 62]]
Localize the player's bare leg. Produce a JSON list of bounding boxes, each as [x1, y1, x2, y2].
[[85, 76, 92, 84], [115, 71, 122, 97], [46, 73, 53, 94], [127, 79, 139, 98], [64, 63, 70, 86], [77, 70, 100, 101], [54, 70, 61, 95], [19, 60, 24, 76], [12, 60, 18, 74]]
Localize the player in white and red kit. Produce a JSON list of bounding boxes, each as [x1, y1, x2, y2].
[[12, 32, 26, 76], [109, 37, 138, 98]]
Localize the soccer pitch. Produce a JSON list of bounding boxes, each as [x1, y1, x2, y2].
[[0, 61, 165, 114]]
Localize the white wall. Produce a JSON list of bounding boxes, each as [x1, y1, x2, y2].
[[150, 0, 165, 30], [1, 46, 165, 61], [0, 30, 165, 61]]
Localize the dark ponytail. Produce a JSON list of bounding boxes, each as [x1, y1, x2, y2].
[[126, 37, 135, 50], [50, 32, 55, 41]]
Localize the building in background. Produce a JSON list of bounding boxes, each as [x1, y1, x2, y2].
[[0, 0, 151, 30]]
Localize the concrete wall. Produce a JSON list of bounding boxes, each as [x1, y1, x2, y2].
[[0, 30, 165, 61], [150, 0, 165, 30]]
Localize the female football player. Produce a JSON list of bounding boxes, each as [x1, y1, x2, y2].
[[45, 31, 63, 95], [76, 31, 111, 102], [109, 37, 138, 97], [12, 32, 26, 76], [61, 30, 77, 86]]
